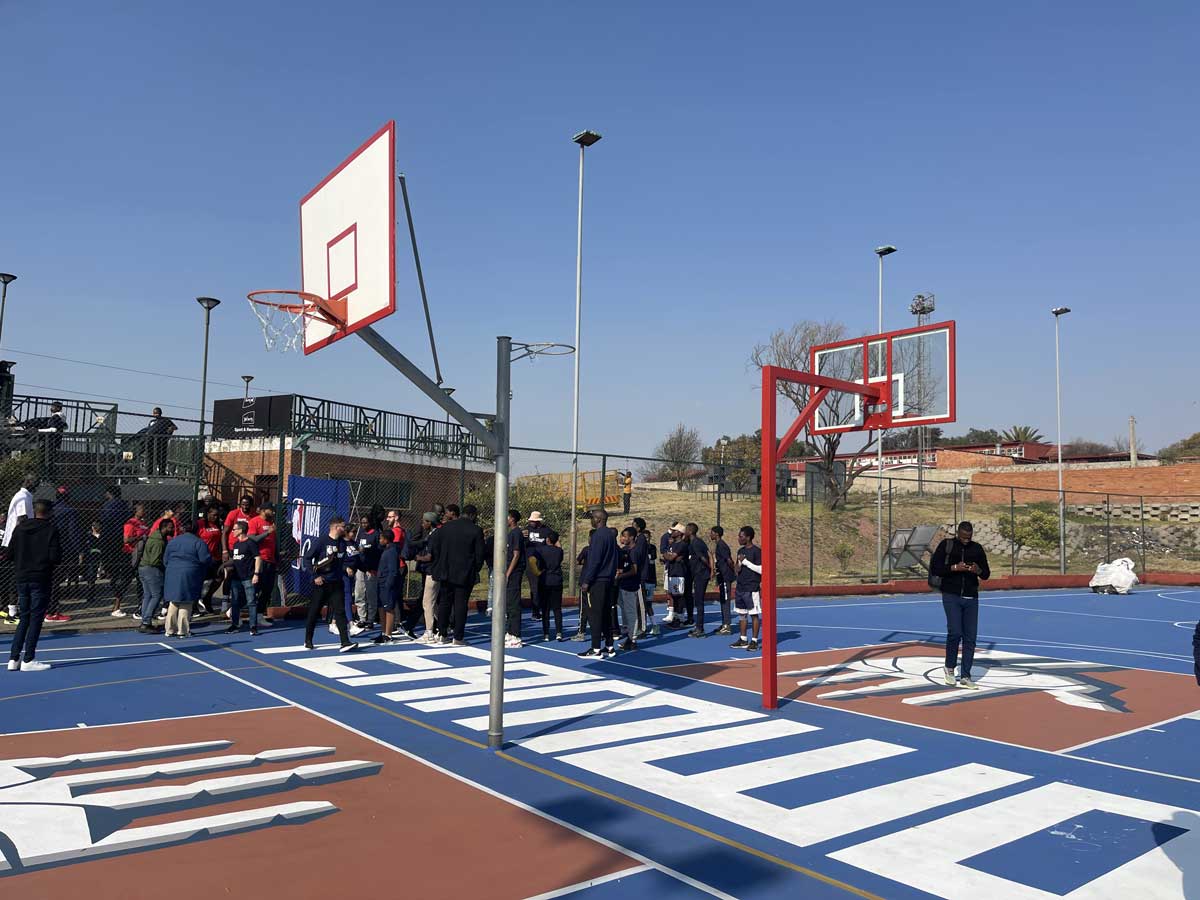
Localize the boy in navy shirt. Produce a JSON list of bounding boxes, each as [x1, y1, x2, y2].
[[355, 514, 381, 631], [709, 525, 735, 635], [579, 509, 619, 657], [372, 529, 402, 644], [304, 516, 358, 652], [341, 525, 366, 637], [539, 530, 566, 642], [730, 526, 762, 652], [617, 527, 644, 651], [685, 523, 710, 638], [662, 524, 689, 628], [225, 521, 262, 635]]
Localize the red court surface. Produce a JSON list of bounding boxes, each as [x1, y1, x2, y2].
[[1, 707, 638, 899], [659, 641, 1200, 751]]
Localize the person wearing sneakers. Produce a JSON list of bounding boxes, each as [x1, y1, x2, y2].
[[409, 511, 441, 643], [372, 529, 402, 644], [539, 530, 566, 641], [685, 523, 710, 638], [225, 521, 262, 635], [633, 518, 658, 637], [503, 509, 527, 647], [246, 503, 278, 630], [303, 516, 358, 653], [662, 523, 690, 628], [929, 521, 991, 690], [162, 518, 212, 639], [525, 511, 551, 624], [7, 499, 61, 672], [2, 474, 36, 622], [710, 525, 735, 635], [578, 508, 618, 658], [616, 527, 644, 651], [730, 526, 762, 652]]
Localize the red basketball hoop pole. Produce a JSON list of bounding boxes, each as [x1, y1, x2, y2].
[[760, 365, 883, 710]]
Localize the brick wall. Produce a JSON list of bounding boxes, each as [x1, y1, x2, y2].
[[937, 449, 1015, 469], [973, 463, 1200, 504]]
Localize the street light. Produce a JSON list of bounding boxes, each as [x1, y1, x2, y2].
[[194, 297, 221, 508], [909, 292, 936, 495], [1052, 306, 1071, 575], [873, 246, 897, 583], [0, 273, 17, 347], [568, 129, 602, 599], [241, 375, 254, 400]]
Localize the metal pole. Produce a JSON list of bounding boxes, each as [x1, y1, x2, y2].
[[886, 478, 893, 581], [809, 479, 815, 586], [716, 479, 722, 528], [599, 454, 607, 512], [876, 253, 884, 583], [1139, 496, 1146, 576], [0, 279, 10, 347], [193, 304, 214, 517], [459, 443, 467, 507], [487, 336, 512, 750], [760, 367, 778, 709], [1010, 487, 1016, 577], [398, 175, 444, 385], [568, 142, 586, 601], [1054, 314, 1066, 575], [1106, 493, 1112, 563]]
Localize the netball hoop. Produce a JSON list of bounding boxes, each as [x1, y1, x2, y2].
[[246, 290, 347, 353]]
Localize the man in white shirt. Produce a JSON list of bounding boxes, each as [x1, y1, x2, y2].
[[3, 475, 37, 618]]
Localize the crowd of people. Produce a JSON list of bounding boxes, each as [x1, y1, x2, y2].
[[0, 472, 766, 669]]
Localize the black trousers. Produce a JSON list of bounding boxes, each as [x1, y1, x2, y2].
[[587, 580, 615, 650], [1193, 621, 1200, 686], [691, 573, 709, 628], [622, 494, 630, 514], [542, 584, 564, 637], [716, 579, 732, 626], [527, 569, 542, 617], [683, 571, 694, 621], [942, 592, 979, 678], [306, 579, 350, 646], [436, 582, 471, 642], [256, 562, 276, 614], [505, 570, 524, 637]]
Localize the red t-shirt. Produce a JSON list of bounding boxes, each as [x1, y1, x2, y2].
[[392, 526, 407, 568], [198, 523, 222, 558], [248, 515, 277, 564], [122, 517, 148, 554], [224, 508, 256, 550]]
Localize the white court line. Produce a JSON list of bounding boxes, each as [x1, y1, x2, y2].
[[36, 642, 168, 652], [1059, 709, 1200, 754], [163, 644, 734, 900], [0, 705, 284, 737], [520, 864, 651, 900], [775, 603, 1180, 625]]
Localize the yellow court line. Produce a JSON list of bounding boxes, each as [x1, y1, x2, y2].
[[206, 640, 884, 900], [0, 666, 262, 703]]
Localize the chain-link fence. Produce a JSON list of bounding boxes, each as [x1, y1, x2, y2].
[[3, 392, 1198, 635]]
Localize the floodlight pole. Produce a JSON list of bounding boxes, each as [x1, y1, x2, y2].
[[488, 336, 512, 750], [194, 297, 221, 513], [569, 130, 601, 601], [1053, 307, 1071, 574], [0, 273, 17, 347]]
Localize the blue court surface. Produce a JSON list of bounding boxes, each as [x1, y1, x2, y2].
[[3, 585, 1199, 899]]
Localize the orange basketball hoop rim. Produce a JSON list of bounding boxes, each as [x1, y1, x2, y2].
[[246, 290, 348, 353]]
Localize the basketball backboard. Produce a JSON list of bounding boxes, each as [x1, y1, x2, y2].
[[299, 121, 396, 354], [810, 320, 955, 435]]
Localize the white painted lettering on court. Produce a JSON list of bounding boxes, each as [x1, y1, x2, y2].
[[831, 781, 1199, 899]]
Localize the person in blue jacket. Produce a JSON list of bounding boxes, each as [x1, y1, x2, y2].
[[162, 518, 213, 639], [373, 529, 402, 644], [578, 508, 618, 658]]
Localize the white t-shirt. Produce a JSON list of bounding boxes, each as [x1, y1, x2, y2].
[[3, 487, 33, 547]]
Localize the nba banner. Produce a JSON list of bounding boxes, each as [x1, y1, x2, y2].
[[287, 474, 351, 597]]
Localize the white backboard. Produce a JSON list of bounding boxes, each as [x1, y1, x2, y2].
[[299, 121, 395, 354]]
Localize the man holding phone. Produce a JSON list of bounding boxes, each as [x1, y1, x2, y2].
[[929, 521, 990, 690]]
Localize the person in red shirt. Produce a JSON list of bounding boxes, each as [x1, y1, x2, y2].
[[222, 495, 257, 556], [384, 508, 408, 587], [196, 506, 223, 615], [246, 503, 277, 629], [122, 505, 149, 622]]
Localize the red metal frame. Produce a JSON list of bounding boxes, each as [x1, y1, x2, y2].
[[299, 120, 396, 355], [809, 320, 957, 435]]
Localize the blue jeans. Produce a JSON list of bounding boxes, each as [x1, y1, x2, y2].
[[942, 592, 979, 678], [139, 566, 165, 623], [229, 577, 257, 628], [10, 580, 49, 662]]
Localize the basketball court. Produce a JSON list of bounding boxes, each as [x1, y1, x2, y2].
[[3, 586, 1199, 898]]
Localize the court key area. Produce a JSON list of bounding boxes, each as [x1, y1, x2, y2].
[[2, 585, 1198, 899]]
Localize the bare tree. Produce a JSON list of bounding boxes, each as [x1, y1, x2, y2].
[[750, 320, 880, 509], [647, 423, 703, 489]]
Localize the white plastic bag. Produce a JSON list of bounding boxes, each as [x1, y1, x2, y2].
[[1089, 558, 1139, 594]]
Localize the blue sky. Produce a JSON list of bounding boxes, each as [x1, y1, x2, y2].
[[1, 1, 1196, 464]]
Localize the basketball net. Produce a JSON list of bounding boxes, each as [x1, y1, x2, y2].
[[246, 291, 346, 353]]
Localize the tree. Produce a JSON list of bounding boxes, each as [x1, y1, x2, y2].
[[937, 428, 1003, 447], [750, 319, 880, 509], [1159, 431, 1200, 464], [1062, 438, 1116, 457], [881, 427, 944, 451], [997, 506, 1060, 564], [647, 424, 703, 489], [1002, 425, 1045, 443]]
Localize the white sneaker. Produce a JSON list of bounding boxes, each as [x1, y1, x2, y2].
[[6, 659, 18, 671], [328, 623, 338, 635], [943, 667, 955, 686], [110, 609, 128, 618], [20, 660, 50, 672], [957, 677, 979, 691], [349, 624, 366, 637], [131, 612, 142, 622], [258, 617, 273, 627], [6, 605, 15, 618]]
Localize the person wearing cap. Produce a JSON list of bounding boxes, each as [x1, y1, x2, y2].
[[525, 511, 551, 624]]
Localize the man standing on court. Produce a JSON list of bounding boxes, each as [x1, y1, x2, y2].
[[710, 525, 735, 635], [578, 508, 618, 658], [685, 523, 711, 638], [432, 504, 485, 646], [525, 511, 551, 623], [929, 521, 990, 690], [503, 509, 527, 647], [7, 499, 62, 672], [303, 515, 358, 653], [2, 474, 36, 620]]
